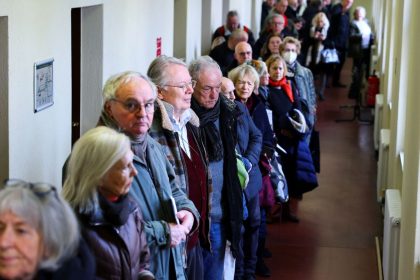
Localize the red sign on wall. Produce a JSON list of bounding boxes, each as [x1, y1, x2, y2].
[[156, 37, 162, 57]]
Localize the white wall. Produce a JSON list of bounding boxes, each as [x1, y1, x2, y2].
[[186, 0, 202, 62], [6, 0, 74, 187], [0, 0, 174, 188]]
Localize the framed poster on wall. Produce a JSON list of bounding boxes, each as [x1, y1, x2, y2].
[[33, 58, 54, 113]]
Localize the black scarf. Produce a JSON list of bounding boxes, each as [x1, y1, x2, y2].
[[98, 193, 132, 226], [191, 97, 223, 161]]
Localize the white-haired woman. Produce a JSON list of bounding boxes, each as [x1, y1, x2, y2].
[[63, 126, 154, 280], [0, 179, 95, 280], [229, 60, 274, 277]]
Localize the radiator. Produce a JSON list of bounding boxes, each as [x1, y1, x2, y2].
[[382, 189, 401, 280], [374, 94, 384, 150], [377, 129, 390, 202]]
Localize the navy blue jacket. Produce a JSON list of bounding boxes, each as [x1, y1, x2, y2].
[[235, 100, 263, 199], [327, 3, 351, 49]]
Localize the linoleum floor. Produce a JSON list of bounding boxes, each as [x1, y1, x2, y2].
[[259, 60, 382, 280]]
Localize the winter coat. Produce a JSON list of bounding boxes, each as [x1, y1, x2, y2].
[[191, 96, 244, 258], [80, 196, 152, 280], [149, 99, 211, 249], [36, 238, 95, 280], [235, 100, 263, 199], [209, 41, 235, 75], [129, 135, 200, 280], [211, 24, 256, 46], [288, 62, 317, 131], [294, 138, 318, 194], [247, 94, 274, 151]]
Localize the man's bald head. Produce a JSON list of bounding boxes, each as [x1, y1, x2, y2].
[[234, 42, 252, 65], [228, 29, 248, 50]]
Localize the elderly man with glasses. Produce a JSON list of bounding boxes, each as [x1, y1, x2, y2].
[[189, 56, 243, 280], [147, 55, 211, 280], [98, 71, 199, 280]]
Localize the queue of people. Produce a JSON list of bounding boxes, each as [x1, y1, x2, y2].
[[0, 1, 373, 280]]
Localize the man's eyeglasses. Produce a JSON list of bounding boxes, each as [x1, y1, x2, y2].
[[238, 51, 252, 57], [111, 98, 155, 114], [197, 83, 222, 95], [163, 80, 197, 91], [2, 179, 57, 199]]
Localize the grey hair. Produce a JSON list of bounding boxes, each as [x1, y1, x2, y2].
[[228, 64, 260, 89], [188, 56, 222, 82], [262, 13, 285, 34], [354, 6, 366, 18], [229, 29, 248, 42], [102, 71, 157, 106], [0, 183, 79, 270], [147, 55, 187, 87], [226, 10, 239, 21], [62, 126, 131, 214]]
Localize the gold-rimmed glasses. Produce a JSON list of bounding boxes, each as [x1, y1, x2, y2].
[[163, 80, 197, 91]]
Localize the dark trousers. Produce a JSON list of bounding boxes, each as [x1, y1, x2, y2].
[[235, 194, 261, 278], [333, 47, 347, 84], [186, 243, 204, 280]]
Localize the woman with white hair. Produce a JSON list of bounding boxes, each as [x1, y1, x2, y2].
[[229, 62, 275, 277], [229, 64, 268, 279], [0, 179, 95, 279], [349, 5, 373, 88], [63, 126, 154, 280]]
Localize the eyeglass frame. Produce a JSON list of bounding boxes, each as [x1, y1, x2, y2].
[[162, 80, 197, 91], [110, 98, 155, 114], [2, 179, 58, 199], [196, 82, 223, 95]]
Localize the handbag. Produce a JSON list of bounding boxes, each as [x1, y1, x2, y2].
[[261, 152, 289, 203], [259, 175, 275, 208], [321, 48, 340, 64]]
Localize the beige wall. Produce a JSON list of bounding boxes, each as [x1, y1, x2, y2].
[[372, 0, 420, 278], [0, 0, 174, 187]]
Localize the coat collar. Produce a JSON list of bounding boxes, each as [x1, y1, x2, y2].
[[155, 99, 200, 131]]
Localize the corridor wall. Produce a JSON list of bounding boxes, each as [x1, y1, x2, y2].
[[373, 0, 420, 278], [0, 0, 175, 188]]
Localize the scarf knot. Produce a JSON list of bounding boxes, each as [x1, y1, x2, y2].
[[268, 77, 294, 102]]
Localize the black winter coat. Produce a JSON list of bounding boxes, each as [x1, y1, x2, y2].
[[36, 238, 95, 280]]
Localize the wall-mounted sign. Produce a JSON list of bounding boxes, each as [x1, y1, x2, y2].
[[156, 37, 162, 57], [34, 58, 54, 113]]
